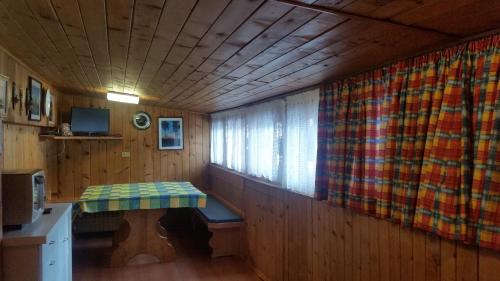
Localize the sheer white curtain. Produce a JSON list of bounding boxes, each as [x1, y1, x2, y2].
[[210, 113, 225, 165], [246, 100, 285, 182], [210, 88, 319, 196], [283, 89, 319, 195], [224, 109, 246, 172]]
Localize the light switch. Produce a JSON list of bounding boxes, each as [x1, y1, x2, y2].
[[121, 151, 130, 158]]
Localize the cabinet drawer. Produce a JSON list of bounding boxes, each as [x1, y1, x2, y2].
[[42, 208, 71, 281]]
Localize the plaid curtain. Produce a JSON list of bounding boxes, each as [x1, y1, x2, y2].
[[315, 35, 500, 250]]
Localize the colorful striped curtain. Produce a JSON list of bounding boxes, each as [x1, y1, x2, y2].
[[315, 35, 500, 250]]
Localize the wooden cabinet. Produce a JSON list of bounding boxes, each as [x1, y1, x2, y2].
[[2, 203, 72, 281]]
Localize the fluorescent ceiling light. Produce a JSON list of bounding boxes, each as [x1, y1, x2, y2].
[[107, 92, 139, 104]]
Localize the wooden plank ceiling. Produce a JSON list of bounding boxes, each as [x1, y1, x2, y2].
[[0, 0, 499, 113]]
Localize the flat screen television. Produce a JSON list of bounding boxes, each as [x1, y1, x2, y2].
[[70, 107, 110, 136]]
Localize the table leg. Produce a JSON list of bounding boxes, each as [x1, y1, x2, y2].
[[110, 209, 175, 267]]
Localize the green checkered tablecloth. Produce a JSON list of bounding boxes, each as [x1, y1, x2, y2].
[[79, 182, 206, 213]]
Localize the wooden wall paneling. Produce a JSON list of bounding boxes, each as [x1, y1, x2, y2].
[[89, 97, 108, 186], [351, 210, 362, 281], [387, 0, 500, 36], [311, 201, 324, 281], [71, 95, 91, 197], [202, 115, 210, 187], [107, 101, 125, 184], [426, 234, 442, 281], [207, 166, 500, 281], [188, 113, 198, 185], [132, 103, 146, 182], [173, 13, 349, 108], [158, 107, 169, 181], [106, 0, 133, 92], [378, 220, 391, 281], [150, 105, 161, 180], [0, 0, 73, 86], [50, 94, 210, 201], [388, 222, 402, 281], [172, 109, 184, 181], [2, 124, 57, 200], [176, 20, 447, 111], [165, 6, 319, 106], [334, 207, 346, 281], [328, 203, 338, 281], [243, 180, 286, 281], [1, 0, 499, 112], [50, 0, 101, 90], [195, 24, 447, 111], [359, 214, 371, 281], [161, 1, 293, 104], [25, 0, 92, 90], [0, 45, 60, 127], [284, 193, 313, 281], [146, 0, 231, 94], [133, 0, 197, 95], [76, 0, 113, 90], [56, 94, 75, 199], [456, 244, 478, 281], [400, 227, 414, 281], [441, 239, 457, 281], [478, 249, 500, 281], [162, 108, 175, 181], [343, 209, 354, 280], [123, 0, 166, 94], [194, 114, 205, 187], [209, 165, 244, 213], [43, 132, 58, 202], [157, 0, 267, 96], [156, 0, 267, 101], [120, 104, 133, 183], [142, 105, 154, 182], [369, 217, 380, 281], [181, 110, 191, 181], [413, 230, 427, 281], [129, 103, 140, 183]]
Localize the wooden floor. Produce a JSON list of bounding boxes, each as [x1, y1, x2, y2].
[[72, 230, 260, 281]]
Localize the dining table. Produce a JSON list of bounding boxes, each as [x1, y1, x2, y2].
[[78, 181, 207, 267]]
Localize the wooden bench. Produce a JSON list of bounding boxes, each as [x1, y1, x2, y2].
[[194, 195, 244, 258]]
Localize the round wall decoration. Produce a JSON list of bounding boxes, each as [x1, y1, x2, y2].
[[132, 111, 151, 130]]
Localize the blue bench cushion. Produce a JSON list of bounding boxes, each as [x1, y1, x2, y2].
[[196, 195, 242, 223]]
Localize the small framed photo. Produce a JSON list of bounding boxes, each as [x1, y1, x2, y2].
[[28, 77, 42, 121], [158, 117, 183, 150], [0, 74, 8, 117]]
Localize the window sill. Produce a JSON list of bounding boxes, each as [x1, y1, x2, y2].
[[208, 163, 314, 199]]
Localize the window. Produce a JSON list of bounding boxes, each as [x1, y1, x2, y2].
[[210, 115, 224, 165], [246, 100, 284, 182], [210, 88, 319, 196], [283, 90, 319, 195]]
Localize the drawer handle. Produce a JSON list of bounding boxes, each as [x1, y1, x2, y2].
[[49, 260, 56, 266], [49, 240, 55, 245]]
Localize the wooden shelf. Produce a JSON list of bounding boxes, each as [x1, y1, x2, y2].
[[39, 135, 123, 140]]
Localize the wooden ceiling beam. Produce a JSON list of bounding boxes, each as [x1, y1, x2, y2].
[[272, 0, 461, 39]]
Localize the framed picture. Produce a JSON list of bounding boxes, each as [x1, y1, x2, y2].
[[28, 77, 42, 121], [0, 74, 8, 117], [158, 117, 183, 150]]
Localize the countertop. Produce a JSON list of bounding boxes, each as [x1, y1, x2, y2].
[[2, 203, 72, 247]]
